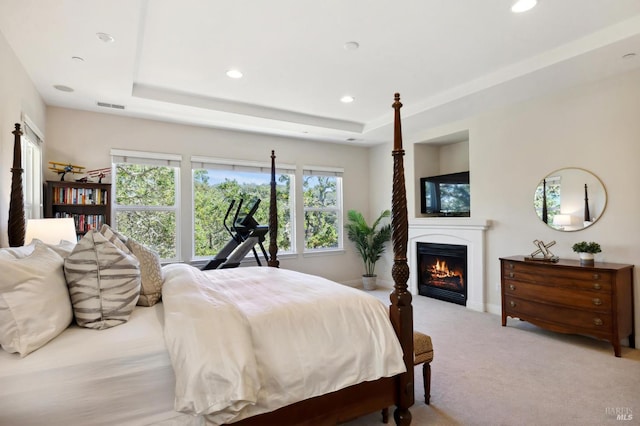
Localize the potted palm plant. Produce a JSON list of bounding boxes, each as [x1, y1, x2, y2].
[[345, 209, 392, 290], [572, 241, 601, 265]]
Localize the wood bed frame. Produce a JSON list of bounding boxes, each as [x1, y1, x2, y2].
[[6, 93, 414, 425], [231, 93, 414, 425]]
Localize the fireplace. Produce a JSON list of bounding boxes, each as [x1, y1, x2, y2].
[[417, 242, 467, 306]]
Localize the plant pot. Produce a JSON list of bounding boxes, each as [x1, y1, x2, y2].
[[362, 275, 377, 291], [579, 252, 595, 265]]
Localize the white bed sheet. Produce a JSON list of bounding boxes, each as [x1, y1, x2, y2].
[[0, 303, 199, 426], [162, 264, 406, 425]]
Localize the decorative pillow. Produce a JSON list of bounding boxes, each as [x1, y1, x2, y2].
[[0, 239, 76, 260], [99, 224, 164, 307], [126, 238, 164, 307], [0, 242, 73, 356], [64, 230, 141, 329]]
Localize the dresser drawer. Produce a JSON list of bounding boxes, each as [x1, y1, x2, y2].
[[502, 262, 612, 292], [503, 295, 613, 335], [503, 280, 611, 312]]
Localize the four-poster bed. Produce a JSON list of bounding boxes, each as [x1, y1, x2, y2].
[[1, 93, 414, 425]]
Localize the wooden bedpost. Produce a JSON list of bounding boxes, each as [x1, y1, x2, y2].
[[8, 123, 25, 247], [389, 93, 414, 425], [267, 150, 280, 268]]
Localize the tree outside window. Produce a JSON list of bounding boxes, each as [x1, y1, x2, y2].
[[303, 169, 343, 251], [112, 151, 181, 261], [193, 168, 293, 259]]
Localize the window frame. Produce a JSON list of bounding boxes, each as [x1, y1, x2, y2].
[[302, 165, 344, 253], [111, 149, 182, 262], [21, 117, 44, 220]]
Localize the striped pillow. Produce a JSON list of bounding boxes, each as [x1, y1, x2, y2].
[[64, 230, 141, 329]]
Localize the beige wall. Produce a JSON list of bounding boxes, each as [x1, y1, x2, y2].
[[44, 107, 370, 283], [371, 68, 640, 342], [0, 30, 46, 247]]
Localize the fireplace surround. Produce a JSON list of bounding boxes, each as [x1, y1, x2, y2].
[[408, 219, 490, 312]]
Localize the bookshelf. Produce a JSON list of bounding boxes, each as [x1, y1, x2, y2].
[[44, 180, 111, 240]]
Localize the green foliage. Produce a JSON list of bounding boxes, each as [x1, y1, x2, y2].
[[572, 241, 601, 254], [193, 171, 292, 257], [116, 163, 343, 261], [303, 175, 340, 250], [115, 164, 177, 258], [345, 209, 391, 276]]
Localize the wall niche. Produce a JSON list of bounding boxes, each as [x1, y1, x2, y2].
[[414, 130, 470, 217]]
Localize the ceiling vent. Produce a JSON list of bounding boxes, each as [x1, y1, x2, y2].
[[97, 102, 125, 110]]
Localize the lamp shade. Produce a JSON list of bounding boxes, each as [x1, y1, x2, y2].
[[24, 218, 77, 245], [552, 214, 572, 227]]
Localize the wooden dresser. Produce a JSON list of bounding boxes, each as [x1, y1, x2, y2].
[[500, 256, 635, 357]]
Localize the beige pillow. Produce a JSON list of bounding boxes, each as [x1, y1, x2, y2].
[[126, 238, 164, 306], [99, 224, 164, 306], [64, 230, 141, 329], [0, 242, 73, 356]]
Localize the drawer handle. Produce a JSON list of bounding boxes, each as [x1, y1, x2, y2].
[[509, 272, 514, 278], [593, 283, 601, 290], [593, 318, 603, 326], [592, 298, 602, 306], [509, 301, 516, 308], [509, 284, 516, 291], [592, 273, 600, 280], [508, 263, 514, 269]]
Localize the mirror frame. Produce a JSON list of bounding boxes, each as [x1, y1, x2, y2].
[[534, 167, 607, 232]]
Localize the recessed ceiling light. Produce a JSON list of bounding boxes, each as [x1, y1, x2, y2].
[[96, 32, 114, 43], [226, 69, 243, 79], [53, 85, 74, 92], [340, 95, 355, 103], [344, 41, 360, 51], [511, 0, 537, 13]]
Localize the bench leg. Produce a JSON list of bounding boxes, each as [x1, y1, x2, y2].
[[381, 407, 389, 423], [423, 362, 431, 405]]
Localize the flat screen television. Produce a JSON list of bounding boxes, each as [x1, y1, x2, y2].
[[420, 171, 470, 217]]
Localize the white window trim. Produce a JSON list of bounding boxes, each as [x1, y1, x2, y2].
[[21, 115, 44, 220]]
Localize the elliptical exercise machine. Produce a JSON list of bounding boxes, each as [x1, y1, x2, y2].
[[201, 198, 269, 270]]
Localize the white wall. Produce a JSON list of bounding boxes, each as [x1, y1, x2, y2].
[[372, 68, 640, 342], [44, 107, 370, 283], [0, 31, 46, 247]]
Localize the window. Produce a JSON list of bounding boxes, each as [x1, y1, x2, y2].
[[191, 156, 295, 260], [21, 120, 43, 220], [112, 150, 181, 261], [303, 166, 343, 251], [534, 175, 561, 224]]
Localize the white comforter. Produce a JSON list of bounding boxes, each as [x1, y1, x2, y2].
[[161, 264, 405, 425]]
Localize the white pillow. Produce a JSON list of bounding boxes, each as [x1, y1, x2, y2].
[[0, 239, 76, 260], [0, 242, 73, 356]]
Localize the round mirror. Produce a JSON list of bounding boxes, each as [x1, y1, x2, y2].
[[534, 168, 607, 231]]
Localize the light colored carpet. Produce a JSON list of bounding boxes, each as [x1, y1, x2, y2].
[[344, 290, 640, 426]]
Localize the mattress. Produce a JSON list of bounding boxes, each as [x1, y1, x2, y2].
[[0, 303, 199, 426]]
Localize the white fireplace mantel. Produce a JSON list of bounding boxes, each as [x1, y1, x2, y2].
[[408, 219, 490, 312]]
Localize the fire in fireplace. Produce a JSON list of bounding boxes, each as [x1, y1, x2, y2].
[[417, 242, 467, 306]]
